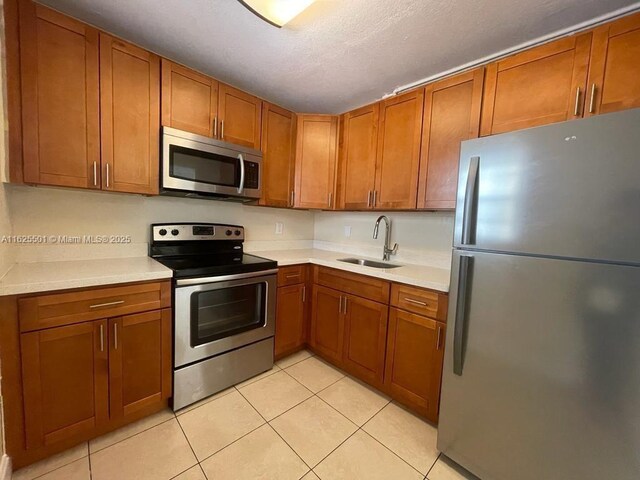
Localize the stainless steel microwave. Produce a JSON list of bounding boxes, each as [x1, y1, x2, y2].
[[161, 127, 262, 201]]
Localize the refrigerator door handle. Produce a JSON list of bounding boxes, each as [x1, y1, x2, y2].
[[461, 156, 479, 245], [453, 254, 472, 375]]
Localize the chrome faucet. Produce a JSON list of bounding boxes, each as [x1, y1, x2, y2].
[[373, 215, 398, 261]]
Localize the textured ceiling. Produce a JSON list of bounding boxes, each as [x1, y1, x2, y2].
[[40, 0, 639, 114]]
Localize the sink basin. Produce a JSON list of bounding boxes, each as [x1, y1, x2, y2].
[[338, 258, 401, 269]]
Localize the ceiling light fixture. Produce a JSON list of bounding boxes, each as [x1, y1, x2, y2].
[[238, 0, 316, 28]]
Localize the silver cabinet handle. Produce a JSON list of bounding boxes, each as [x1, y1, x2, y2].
[[372, 190, 377, 208], [302, 285, 306, 303], [588, 83, 596, 114], [367, 190, 372, 208], [99, 324, 104, 352], [213, 116, 218, 137], [290, 190, 295, 207], [89, 300, 124, 309], [453, 255, 472, 375], [338, 295, 343, 314], [106, 163, 111, 188], [436, 324, 443, 351], [574, 87, 581, 116], [285, 274, 300, 279], [343, 297, 348, 315], [461, 156, 479, 245], [114, 323, 118, 350], [221, 119, 224, 139], [237, 153, 245, 194], [404, 297, 428, 307], [328, 192, 333, 208], [93, 161, 97, 186]]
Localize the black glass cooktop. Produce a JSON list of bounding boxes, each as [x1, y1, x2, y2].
[[154, 253, 277, 279]]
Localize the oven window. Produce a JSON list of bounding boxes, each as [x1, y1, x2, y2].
[[190, 283, 266, 346], [170, 145, 238, 187]]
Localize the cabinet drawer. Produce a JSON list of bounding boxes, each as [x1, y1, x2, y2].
[[314, 266, 390, 303], [277, 265, 307, 287], [19, 281, 171, 332], [390, 283, 447, 321]]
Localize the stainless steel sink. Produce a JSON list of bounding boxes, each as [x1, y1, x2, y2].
[[338, 258, 401, 269]]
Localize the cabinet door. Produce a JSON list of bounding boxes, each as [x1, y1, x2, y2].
[[480, 33, 592, 136], [342, 294, 388, 386], [418, 69, 484, 210], [219, 83, 262, 149], [586, 12, 640, 116], [161, 59, 218, 137], [108, 309, 171, 419], [19, 2, 100, 188], [261, 103, 296, 207], [21, 320, 108, 449], [100, 34, 160, 195], [294, 115, 339, 209], [339, 104, 379, 210], [275, 284, 307, 358], [384, 308, 445, 422], [374, 90, 424, 210], [310, 285, 344, 363]]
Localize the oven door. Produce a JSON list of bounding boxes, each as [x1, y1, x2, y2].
[[174, 271, 276, 368], [162, 127, 261, 199]]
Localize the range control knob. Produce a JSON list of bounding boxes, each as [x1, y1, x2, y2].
[[171, 229, 179, 236], [158, 228, 167, 236], [234, 230, 242, 236], [225, 229, 233, 236]]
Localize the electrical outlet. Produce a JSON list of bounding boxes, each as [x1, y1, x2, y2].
[[275, 222, 284, 235], [344, 226, 352, 238]]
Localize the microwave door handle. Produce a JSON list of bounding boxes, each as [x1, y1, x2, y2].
[[238, 153, 245, 194]]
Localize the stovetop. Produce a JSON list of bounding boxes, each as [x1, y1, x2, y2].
[[149, 223, 277, 279], [153, 253, 277, 279]]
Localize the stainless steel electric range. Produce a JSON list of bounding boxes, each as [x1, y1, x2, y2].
[[149, 223, 277, 410]]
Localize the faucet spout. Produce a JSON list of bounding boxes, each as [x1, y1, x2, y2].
[[372, 215, 398, 262]]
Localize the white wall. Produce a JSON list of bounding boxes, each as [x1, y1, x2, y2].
[[6, 185, 315, 261], [314, 210, 455, 267]]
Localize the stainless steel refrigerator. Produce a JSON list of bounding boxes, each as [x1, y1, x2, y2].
[[438, 108, 640, 480]]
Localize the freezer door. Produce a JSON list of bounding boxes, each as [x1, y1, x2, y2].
[[439, 250, 640, 480], [453, 108, 640, 265]]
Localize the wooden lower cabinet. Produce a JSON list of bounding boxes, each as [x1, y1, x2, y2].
[[341, 294, 388, 386], [384, 308, 445, 422], [0, 281, 172, 468], [21, 320, 109, 449], [108, 309, 172, 418], [275, 283, 307, 359], [310, 285, 344, 363]]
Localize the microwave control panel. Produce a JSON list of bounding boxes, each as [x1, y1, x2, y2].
[[244, 162, 259, 189]]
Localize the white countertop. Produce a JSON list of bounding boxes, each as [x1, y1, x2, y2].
[[250, 248, 451, 292], [0, 257, 173, 296]]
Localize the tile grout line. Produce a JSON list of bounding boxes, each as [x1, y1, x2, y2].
[[26, 443, 90, 480], [424, 452, 442, 479], [88, 413, 177, 455], [235, 385, 315, 472], [173, 412, 203, 475]]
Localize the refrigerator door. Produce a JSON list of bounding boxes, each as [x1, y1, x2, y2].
[[439, 250, 640, 480], [453, 108, 640, 265]]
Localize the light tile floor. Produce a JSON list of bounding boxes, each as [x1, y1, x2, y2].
[[13, 349, 479, 480]]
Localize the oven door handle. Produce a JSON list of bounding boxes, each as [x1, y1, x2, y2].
[[175, 269, 279, 286], [238, 153, 245, 194]]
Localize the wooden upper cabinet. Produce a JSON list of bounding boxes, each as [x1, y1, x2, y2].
[[219, 84, 262, 149], [480, 33, 592, 136], [342, 294, 388, 386], [384, 308, 445, 422], [261, 102, 296, 207], [418, 69, 484, 210], [161, 59, 218, 137], [21, 320, 109, 449], [108, 309, 171, 419], [294, 115, 339, 209], [100, 34, 160, 195], [374, 90, 424, 210], [19, 2, 100, 188], [338, 104, 379, 210], [586, 12, 640, 116]]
